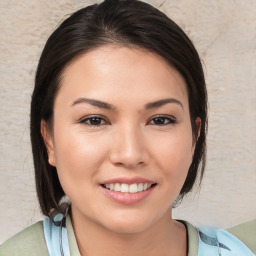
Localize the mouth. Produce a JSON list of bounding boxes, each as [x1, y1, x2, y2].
[[100, 177, 157, 204], [101, 183, 157, 193]]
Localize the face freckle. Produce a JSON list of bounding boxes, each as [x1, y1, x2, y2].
[[45, 45, 196, 234]]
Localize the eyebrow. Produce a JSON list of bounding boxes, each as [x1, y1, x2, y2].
[[145, 98, 184, 110], [71, 97, 183, 110], [72, 98, 116, 110]]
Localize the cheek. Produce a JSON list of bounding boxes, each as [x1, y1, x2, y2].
[[151, 129, 194, 180], [52, 127, 109, 192], [54, 126, 108, 165]]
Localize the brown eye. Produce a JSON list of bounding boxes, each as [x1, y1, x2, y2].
[[80, 116, 108, 126], [148, 116, 176, 126]]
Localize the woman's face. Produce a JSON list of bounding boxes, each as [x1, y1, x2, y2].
[[43, 45, 198, 233]]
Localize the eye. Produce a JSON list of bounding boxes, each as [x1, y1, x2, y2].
[[79, 115, 108, 126], [148, 115, 176, 126]]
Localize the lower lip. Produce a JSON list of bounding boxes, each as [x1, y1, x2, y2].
[[101, 185, 156, 205]]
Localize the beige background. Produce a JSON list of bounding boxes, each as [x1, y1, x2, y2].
[[0, 0, 255, 243]]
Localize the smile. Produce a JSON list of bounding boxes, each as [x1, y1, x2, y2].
[[101, 183, 156, 193], [100, 178, 157, 205]]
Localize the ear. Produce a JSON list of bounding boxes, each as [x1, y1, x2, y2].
[[195, 117, 201, 140], [191, 117, 201, 153], [41, 120, 56, 167]]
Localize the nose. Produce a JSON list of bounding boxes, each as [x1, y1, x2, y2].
[[109, 125, 149, 169]]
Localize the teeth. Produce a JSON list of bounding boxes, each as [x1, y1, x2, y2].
[[129, 184, 137, 193], [121, 184, 129, 193], [114, 183, 121, 192], [103, 183, 154, 193], [138, 183, 143, 192]]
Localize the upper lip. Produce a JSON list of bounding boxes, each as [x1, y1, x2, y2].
[[101, 176, 156, 185]]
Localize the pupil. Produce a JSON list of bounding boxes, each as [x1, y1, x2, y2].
[[91, 117, 101, 125], [154, 117, 164, 124]]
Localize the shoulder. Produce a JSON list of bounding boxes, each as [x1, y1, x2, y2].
[[0, 220, 49, 256], [226, 219, 256, 254], [181, 219, 256, 256], [197, 219, 256, 255]]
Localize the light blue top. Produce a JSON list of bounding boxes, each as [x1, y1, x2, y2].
[[43, 213, 255, 256], [1, 214, 255, 255]]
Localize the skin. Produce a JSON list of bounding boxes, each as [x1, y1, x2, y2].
[[42, 45, 200, 256]]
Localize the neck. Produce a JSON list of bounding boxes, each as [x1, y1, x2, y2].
[[71, 207, 187, 256]]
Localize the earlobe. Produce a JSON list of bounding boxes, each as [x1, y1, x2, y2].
[[196, 117, 201, 140], [41, 120, 56, 167], [191, 117, 201, 155]]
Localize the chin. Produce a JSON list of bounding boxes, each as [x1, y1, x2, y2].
[[99, 211, 161, 234], [104, 220, 152, 234]]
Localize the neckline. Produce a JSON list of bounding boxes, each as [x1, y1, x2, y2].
[[177, 220, 199, 256], [66, 216, 199, 256]]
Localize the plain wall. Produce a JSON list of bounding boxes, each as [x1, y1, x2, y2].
[[0, 0, 255, 243]]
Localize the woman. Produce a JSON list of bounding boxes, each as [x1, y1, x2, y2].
[[0, 0, 255, 255]]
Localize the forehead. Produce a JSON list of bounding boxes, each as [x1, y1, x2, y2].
[[57, 45, 188, 109]]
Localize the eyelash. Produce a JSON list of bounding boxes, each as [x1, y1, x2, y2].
[[79, 115, 176, 127], [79, 115, 109, 126], [148, 115, 176, 126]]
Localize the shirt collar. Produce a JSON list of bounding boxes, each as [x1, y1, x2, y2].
[[66, 216, 199, 256]]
